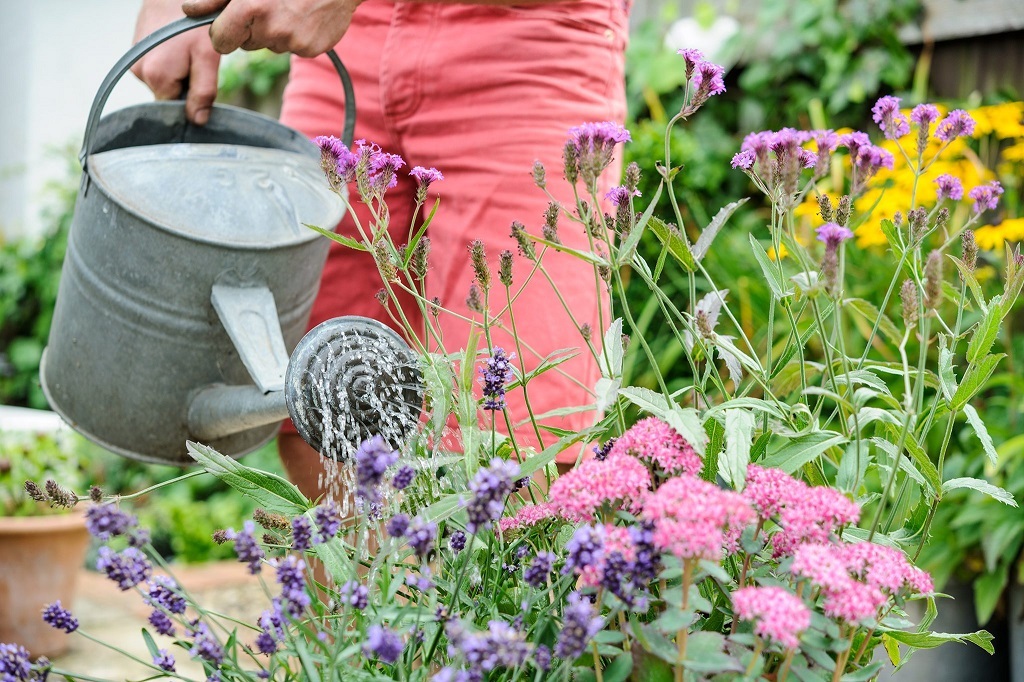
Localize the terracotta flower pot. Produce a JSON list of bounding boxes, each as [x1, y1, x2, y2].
[[0, 511, 90, 657]]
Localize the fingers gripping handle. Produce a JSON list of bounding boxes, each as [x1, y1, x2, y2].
[[80, 11, 356, 169]]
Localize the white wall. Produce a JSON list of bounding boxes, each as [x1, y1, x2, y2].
[[0, 0, 151, 240]]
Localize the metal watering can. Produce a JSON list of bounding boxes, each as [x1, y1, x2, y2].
[[40, 13, 423, 466]]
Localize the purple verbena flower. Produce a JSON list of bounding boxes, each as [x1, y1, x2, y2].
[[936, 109, 976, 141], [480, 348, 514, 411], [935, 174, 964, 201], [604, 185, 640, 207], [146, 576, 187, 614], [410, 167, 444, 203], [230, 521, 265, 574], [392, 465, 416, 491], [354, 435, 400, 502], [872, 96, 910, 139], [387, 513, 410, 538], [687, 60, 726, 113], [41, 601, 78, 633], [364, 625, 404, 664], [731, 150, 755, 170], [153, 649, 175, 672], [969, 181, 1004, 213], [566, 122, 631, 189], [554, 592, 604, 660], [911, 103, 940, 127], [524, 552, 556, 588], [148, 610, 176, 637], [677, 48, 704, 78], [339, 580, 369, 610], [313, 502, 342, 542], [97, 546, 151, 591], [369, 151, 406, 191], [815, 222, 855, 247], [85, 503, 136, 540], [465, 458, 521, 534], [837, 131, 871, 157], [291, 516, 314, 552], [407, 517, 437, 560]]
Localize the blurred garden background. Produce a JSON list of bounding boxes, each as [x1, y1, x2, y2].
[[1, 0, 1023, 678]]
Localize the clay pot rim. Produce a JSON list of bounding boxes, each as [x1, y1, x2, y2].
[[0, 509, 88, 535]]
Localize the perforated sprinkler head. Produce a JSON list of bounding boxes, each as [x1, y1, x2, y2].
[[285, 316, 424, 460]]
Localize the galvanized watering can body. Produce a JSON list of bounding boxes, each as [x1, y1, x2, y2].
[[40, 14, 391, 465]]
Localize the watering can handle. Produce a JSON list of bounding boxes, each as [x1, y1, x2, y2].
[[79, 11, 356, 168]]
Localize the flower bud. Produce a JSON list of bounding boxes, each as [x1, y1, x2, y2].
[[532, 160, 546, 189], [509, 221, 537, 262], [562, 140, 580, 185], [499, 250, 514, 287], [24, 480, 47, 503], [44, 479, 77, 509], [466, 283, 483, 313], [253, 508, 291, 531], [89, 486, 103, 503], [924, 250, 944, 310], [962, 230, 978, 272], [542, 202, 561, 244], [580, 323, 593, 342], [410, 237, 431, 280], [468, 239, 491, 290], [212, 529, 230, 544], [818, 194, 834, 222], [374, 288, 388, 306], [901, 279, 920, 328], [909, 207, 928, 243], [835, 195, 852, 227], [373, 241, 398, 282]]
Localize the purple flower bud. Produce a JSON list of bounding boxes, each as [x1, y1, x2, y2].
[[355, 436, 400, 502], [189, 622, 224, 665], [480, 348, 514, 411], [604, 185, 640, 207], [364, 625, 404, 664], [407, 517, 437, 560], [524, 552, 556, 588], [314, 502, 342, 542], [148, 610, 176, 637], [230, 521, 265, 574], [339, 580, 369, 610], [465, 458, 521, 534], [392, 465, 416, 491], [97, 546, 151, 591], [41, 601, 78, 633], [554, 592, 604, 660], [291, 516, 314, 552], [387, 514, 410, 538], [153, 649, 176, 672], [936, 110, 976, 141], [146, 576, 187, 614], [449, 530, 467, 554], [85, 503, 136, 540], [676, 48, 704, 78]]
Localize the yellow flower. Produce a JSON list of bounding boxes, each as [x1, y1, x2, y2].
[[974, 218, 1024, 251], [969, 102, 1024, 140]]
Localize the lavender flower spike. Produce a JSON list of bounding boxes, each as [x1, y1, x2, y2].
[[230, 521, 265, 574], [555, 592, 604, 660], [41, 601, 78, 633], [354, 435, 400, 502], [364, 625, 404, 664], [480, 347, 515, 411], [465, 458, 521, 534]]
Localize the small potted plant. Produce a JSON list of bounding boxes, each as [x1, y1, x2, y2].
[[0, 423, 92, 658]]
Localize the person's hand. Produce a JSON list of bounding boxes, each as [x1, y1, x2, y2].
[[131, 0, 222, 125], [182, 0, 363, 58]]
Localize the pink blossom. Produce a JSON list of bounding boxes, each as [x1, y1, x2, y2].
[[838, 542, 934, 595], [822, 579, 887, 623], [498, 502, 558, 534], [772, 487, 859, 557], [548, 454, 651, 522], [607, 417, 703, 477], [641, 475, 755, 561], [742, 465, 801, 519], [732, 586, 810, 649]]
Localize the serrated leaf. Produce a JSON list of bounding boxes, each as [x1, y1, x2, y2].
[[966, 300, 1003, 364], [844, 297, 902, 344], [951, 353, 1005, 410], [649, 215, 696, 271], [749, 233, 792, 299], [304, 223, 368, 251], [721, 409, 754, 489], [759, 431, 846, 473], [693, 198, 748, 262], [881, 426, 941, 494], [948, 255, 986, 309], [942, 477, 1018, 506], [187, 441, 308, 515], [879, 218, 905, 257], [600, 318, 624, 379], [619, 385, 672, 419], [938, 339, 958, 402], [665, 406, 708, 457], [962, 404, 998, 466]]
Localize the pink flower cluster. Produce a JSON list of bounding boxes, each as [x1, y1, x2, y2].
[[497, 502, 558, 534], [641, 475, 754, 561], [732, 586, 810, 649], [607, 417, 703, 477], [742, 465, 859, 557], [547, 453, 651, 522], [791, 541, 933, 624]]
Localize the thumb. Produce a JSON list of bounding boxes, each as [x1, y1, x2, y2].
[[182, 0, 230, 17]]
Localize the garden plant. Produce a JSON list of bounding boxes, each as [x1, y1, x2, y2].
[[3, 48, 1021, 682]]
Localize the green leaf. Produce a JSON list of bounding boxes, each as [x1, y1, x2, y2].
[[692, 198, 748, 262], [600, 318, 624, 379], [948, 255, 986, 309], [602, 652, 634, 682], [187, 441, 308, 515], [966, 300, 1003, 364], [527, 234, 607, 265], [973, 564, 1009, 625], [402, 197, 441, 267], [304, 223, 368, 251], [941, 477, 1018, 506], [883, 633, 901, 665], [759, 431, 847, 473], [937, 338, 958, 402], [141, 628, 160, 660], [721, 409, 754, 488], [844, 297, 902, 344], [619, 385, 673, 419], [684, 632, 739, 674], [749, 233, 792, 299], [648, 215, 696, 272], [951, 353, 1005, 410], [842, 662, 884, 681], [665, 406, 708, 457], [878, 218, 904, 257], [616, 182, 663, 263], [881, 426, 941, 494], [962, 405, 998, 466], [881, 628, 994, 655]]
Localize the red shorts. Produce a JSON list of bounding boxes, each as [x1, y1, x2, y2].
[[279, 0, 629, 462]]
